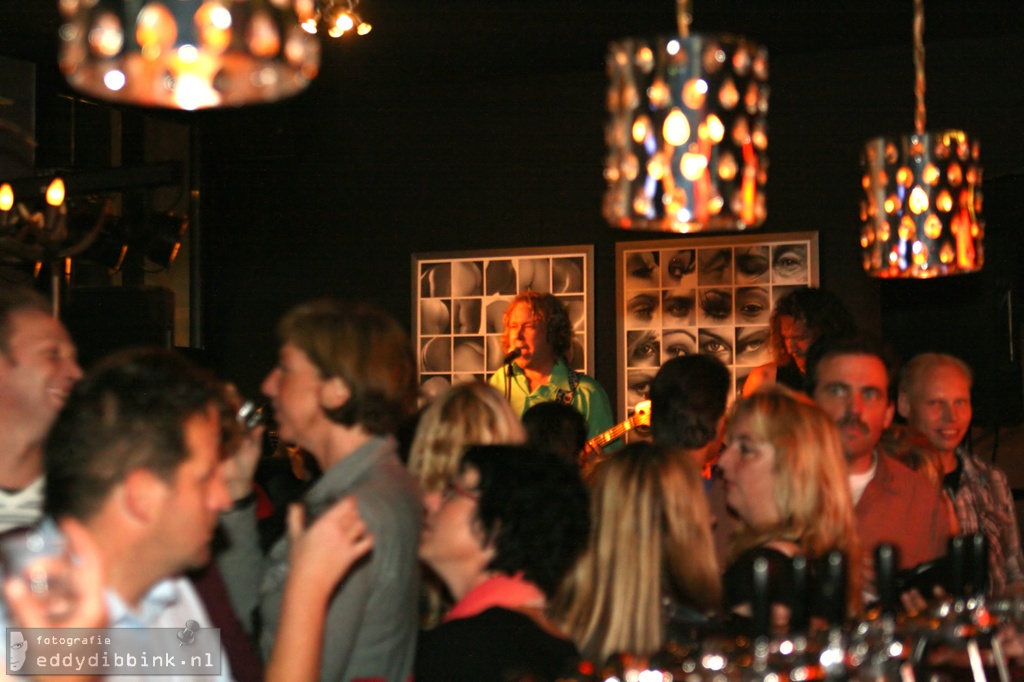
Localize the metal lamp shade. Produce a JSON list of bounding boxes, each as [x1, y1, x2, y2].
[[860, 130, 983, 278], [603, 34, 769, 233]]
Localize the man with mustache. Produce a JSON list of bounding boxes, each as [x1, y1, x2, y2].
[[808, 336, 953, 572]]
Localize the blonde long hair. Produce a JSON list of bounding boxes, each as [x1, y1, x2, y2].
[[408, 381, 525, 493], [726, 386, 861, 610], [554, 442, 721, 663]]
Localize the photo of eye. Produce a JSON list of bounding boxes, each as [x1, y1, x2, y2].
[[735, 326, 771, 366], [662, 289, 696, 325], [735, 286, 770, 324], [627, 370, 656, 414], [627, 330, 661, 367], [625, 251, 660, 289], [421, 299, 451, 335], [452, 299, 481, 334], [698, 247, 733, 285], [735, 246, 770, 284], [772, 244, 809, 284], [699, 328, 733, 365], [662, 249, 696, 286], [662, 329, 696, 362], [485, 259, 518, 295], [626, 292, 660, 327], [697, 288, 734, 326], [617, 234, 816, 419], [773, 284, 802, 304]]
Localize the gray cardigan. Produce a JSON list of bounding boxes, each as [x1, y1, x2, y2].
[[218, 436, 422, 682]]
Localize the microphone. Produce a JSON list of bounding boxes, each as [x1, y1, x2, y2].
[[502, 348, 522, 365]]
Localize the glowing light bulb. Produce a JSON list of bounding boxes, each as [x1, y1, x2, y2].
[[662, 110, 690, 146], [103, 69, 127, 91], [908, 186, 929, 214], [0, 184, 13, 212], [680, 153, 708, 181], [336, 13, 354, 31], [46, 178, 65, 207], [705, 114, 725, 143], [632, 117, 649, 144]]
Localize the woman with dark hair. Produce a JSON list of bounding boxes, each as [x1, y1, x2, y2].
[[415, 444, 591, 681], [488, 291, 613, 441], [741, 287, 856, 396]]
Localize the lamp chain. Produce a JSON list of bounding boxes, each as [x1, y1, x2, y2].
[[676, 0, 691, 37], [913, 0, 926, 135]]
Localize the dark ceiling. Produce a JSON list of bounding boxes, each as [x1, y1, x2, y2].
[[1, 1, 1021, 84]]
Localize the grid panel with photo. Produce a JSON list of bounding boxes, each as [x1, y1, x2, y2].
[[414, 247, 592, 404], [617, 233, 818, 418]]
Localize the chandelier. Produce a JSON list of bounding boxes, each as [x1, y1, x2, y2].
[[302, 0, 372, 38], [602, 0, 769, 233], [58, 0, 321, 110], [859, 0, 983, 278]]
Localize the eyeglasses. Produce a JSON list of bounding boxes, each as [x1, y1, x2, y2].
[[442, 480, 480, 503]]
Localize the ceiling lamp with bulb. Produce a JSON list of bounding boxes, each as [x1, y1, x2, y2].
[[859, 0, 983, 278], [301, 0, 372, 39], [58, 0, 322, 110], [603, 0, 769, 233]]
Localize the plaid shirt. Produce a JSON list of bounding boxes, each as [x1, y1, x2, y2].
[[946, 448, 1024, 596]]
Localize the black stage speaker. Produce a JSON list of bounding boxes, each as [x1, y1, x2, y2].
[[63, 286, 174, 369], [880, 174, 1024, 428]]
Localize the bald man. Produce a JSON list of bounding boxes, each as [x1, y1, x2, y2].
[[898, 353, 1024, 596]]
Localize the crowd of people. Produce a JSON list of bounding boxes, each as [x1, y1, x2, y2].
[[0, 284, 1022, 682]]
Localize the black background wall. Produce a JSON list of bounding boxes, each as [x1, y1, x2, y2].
[[1, 1, 1022, 422]]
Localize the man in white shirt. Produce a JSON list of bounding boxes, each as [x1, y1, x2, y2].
[[0, 287, 82, 532]]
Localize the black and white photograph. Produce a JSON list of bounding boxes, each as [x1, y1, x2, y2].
[[414, 246, 593, 398], [617, 232, 819, 416]]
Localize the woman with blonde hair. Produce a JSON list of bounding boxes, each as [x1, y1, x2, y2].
[[408, 381, 527, 628], [718, 385, 861, 625], [408, 381, 526, 494], [553, 441, 722, 663]]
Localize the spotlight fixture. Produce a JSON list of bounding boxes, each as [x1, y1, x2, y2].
[[143, 212, 188, 268], [859, 0, 983, 278], [58, 0, 321, 110], [301, 0, 372, 38], [603, 0, 769, 233]]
